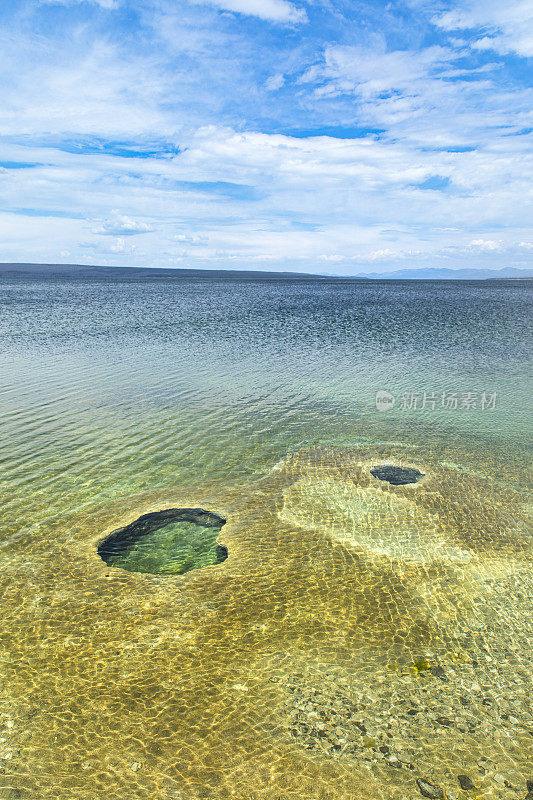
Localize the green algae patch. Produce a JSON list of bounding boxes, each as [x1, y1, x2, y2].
[[413, 658, 431, 673], [98, 508, 227, 575]]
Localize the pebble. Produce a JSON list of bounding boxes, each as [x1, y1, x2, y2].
[[457, 774, 477, 791], [280, 614, 533, 794], [416, 778, 444, 798]]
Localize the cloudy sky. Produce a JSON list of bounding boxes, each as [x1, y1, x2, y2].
[[1, 0, 532, 273]]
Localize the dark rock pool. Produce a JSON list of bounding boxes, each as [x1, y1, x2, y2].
[[98, 508, 227, 575]]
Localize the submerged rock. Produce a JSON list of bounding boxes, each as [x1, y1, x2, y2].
[[370, 465, 424, 485], [416, 778, 444, 799], [430, 666, 447, 679], [457, 775, 477, 791], [98, 508, 227, 575]]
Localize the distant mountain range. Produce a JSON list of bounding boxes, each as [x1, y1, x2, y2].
[[352, 266, 532, 280], [0, 263, 531, 280]]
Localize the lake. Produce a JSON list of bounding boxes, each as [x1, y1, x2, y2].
[[0, 274, 531, 800]]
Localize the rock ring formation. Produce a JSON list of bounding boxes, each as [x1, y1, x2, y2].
[[98, 507, 227, 575]]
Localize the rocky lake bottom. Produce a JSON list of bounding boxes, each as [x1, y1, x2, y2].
[[0, 442, 531, 800]]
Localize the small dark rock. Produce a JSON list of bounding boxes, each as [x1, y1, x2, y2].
[[416, 778, 444, 799], [457, 775, 477, 791], [430, 666, 447, 679], [435, 716, 453, 727], [370, 465, 425, 486]]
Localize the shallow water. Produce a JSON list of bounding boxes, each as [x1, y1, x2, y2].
[[0, 275, 531, 800]]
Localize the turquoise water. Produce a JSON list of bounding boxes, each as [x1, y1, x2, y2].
[[0, 277, 530, 529]]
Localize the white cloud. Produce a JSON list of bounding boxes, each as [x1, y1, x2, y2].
[[110, 237, 134, 253], [298, 39, 533, 151], [1, 123, 531, 273], [367, 248, 401, 261], [265, 73, 285, 91], [467, 238, 504, 251], [189, 0, 307, 24], [0, 37, 172, 137], [434, 1, 533, 57], [303, 44, 456, 101], [82, 236, 140, 255], [1, 0, 531, 274], [174, 233, 209, 245], [92, 214, 154, 235]]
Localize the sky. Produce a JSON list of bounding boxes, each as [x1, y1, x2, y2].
[[0, 0, 532, 274]]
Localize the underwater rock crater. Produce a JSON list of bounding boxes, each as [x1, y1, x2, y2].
[[370, 465, 424, 486], [98, 508, 228, 575]]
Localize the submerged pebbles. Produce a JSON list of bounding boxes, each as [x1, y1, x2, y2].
[[281, 649, 533, 800]]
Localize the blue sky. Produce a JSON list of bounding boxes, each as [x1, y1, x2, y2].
[[0, 0, 532, 273]]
